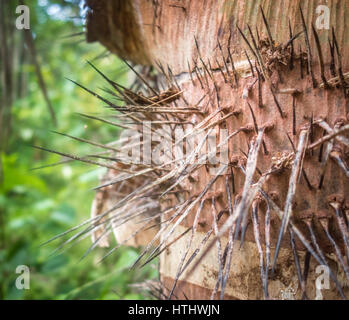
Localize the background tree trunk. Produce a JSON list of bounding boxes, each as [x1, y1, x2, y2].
[[86, 0, 349, 300]]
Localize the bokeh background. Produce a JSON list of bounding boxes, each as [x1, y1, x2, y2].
[[0, 0, 157, 299]]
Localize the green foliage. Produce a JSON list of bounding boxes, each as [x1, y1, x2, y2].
[[0, 0, 157, 300]]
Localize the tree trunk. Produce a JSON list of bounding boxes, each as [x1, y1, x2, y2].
[[86, 0, 349, 300]]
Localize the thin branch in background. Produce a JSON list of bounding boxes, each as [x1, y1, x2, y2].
[[0, 0, 14, 152], [0, 1, 12, 300], [23, 29, 57, 126], [17, 0, 56, 125]]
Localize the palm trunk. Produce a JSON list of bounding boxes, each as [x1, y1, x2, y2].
[[86, 0, 349, 300]]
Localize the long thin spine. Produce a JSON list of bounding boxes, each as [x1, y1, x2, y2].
[[305, 217, 346, 298], [329, 201, 349, 265], [193, 64, 204, 89], [227, 30, 239, 87], [332, 27, 348, 97], [270, 86, 285, 118], [292, 95, 296, 135], [185, 131, 265, 277], [235, 129, 266, 246], [220, 179, 236, 299], [264, 201, 271, 298], [210, 198, 224, 300], [317, 120, 349, 148], [168, 199, 205, 299], [299, 44, 304, 79], [252, 200, 268, 299], [262, 192, 346, 299], [256, 65, 264, 109], [319, 218, 349, 283], [32, 145, 118, 171], [123, 59, 159, 96], [272, 129, 309, 273], [260, 5, 274, 46], [289, 228, 307, 299], [308, 125, 349, 151], [247, 102, 268, 154], [217, 38, 231, 83], [299, 6, 317, 88], [312, 24, 329, 88], [329, 37, 337, 78], [289, 20, 294, 70], [215, 57, 227, 83], [302, 251, 311, 300], [245, 50, 255, 77], [247, 24, 266, 76], [330, 151, 349, 178]]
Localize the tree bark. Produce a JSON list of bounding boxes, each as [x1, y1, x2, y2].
[[86, 0, 349, 300]]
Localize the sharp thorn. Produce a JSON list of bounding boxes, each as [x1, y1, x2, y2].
[[299, 45, 304, 79], [220, 178, 236, 299], [329, 201, 349, 264], [31, 145, 117, 170], [236, 24, 258, 63], [264, 201, 271, 298], [272, 129, 309, 272], [289, 20, 295, 70], [256, 65, 264, 108], [122, 59, 159, 96], [66, 78, 119, 109], [331, 151, 349, 178], [247, 102, 268, 155], [247, 24, 266, 75], [215, 57, 228, 83], [210, 198, 224, 300], [252, 200, 268, 299], [227, 42, 238, 87], [308, 124, 349, 151], [193, 63, 204, 90], [305, 216, 346, 299], [168, 199, 205, 299], [302, 251, 311, 300], [292, 95, 297, 135], [260, 5, 274, 46], [329, 37, 337, 78], [299, 5, 318, 88], [286, 132, 314, 191], [187, 60, 195, 86], [312, 24, 329, 89], [319, 218, 349, 283], [270, 86, 285, 118], [245, 50, 255, 77], [332, 27, 348, 98]]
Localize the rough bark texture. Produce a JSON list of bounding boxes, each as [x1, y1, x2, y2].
[[86, 0, 349, 299], [86, 0, 349, 72]]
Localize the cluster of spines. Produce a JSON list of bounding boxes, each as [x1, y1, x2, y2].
[[37, 4, 349, 300]]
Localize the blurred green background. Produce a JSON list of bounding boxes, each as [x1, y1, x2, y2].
[[0, 0, 157, 300]]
